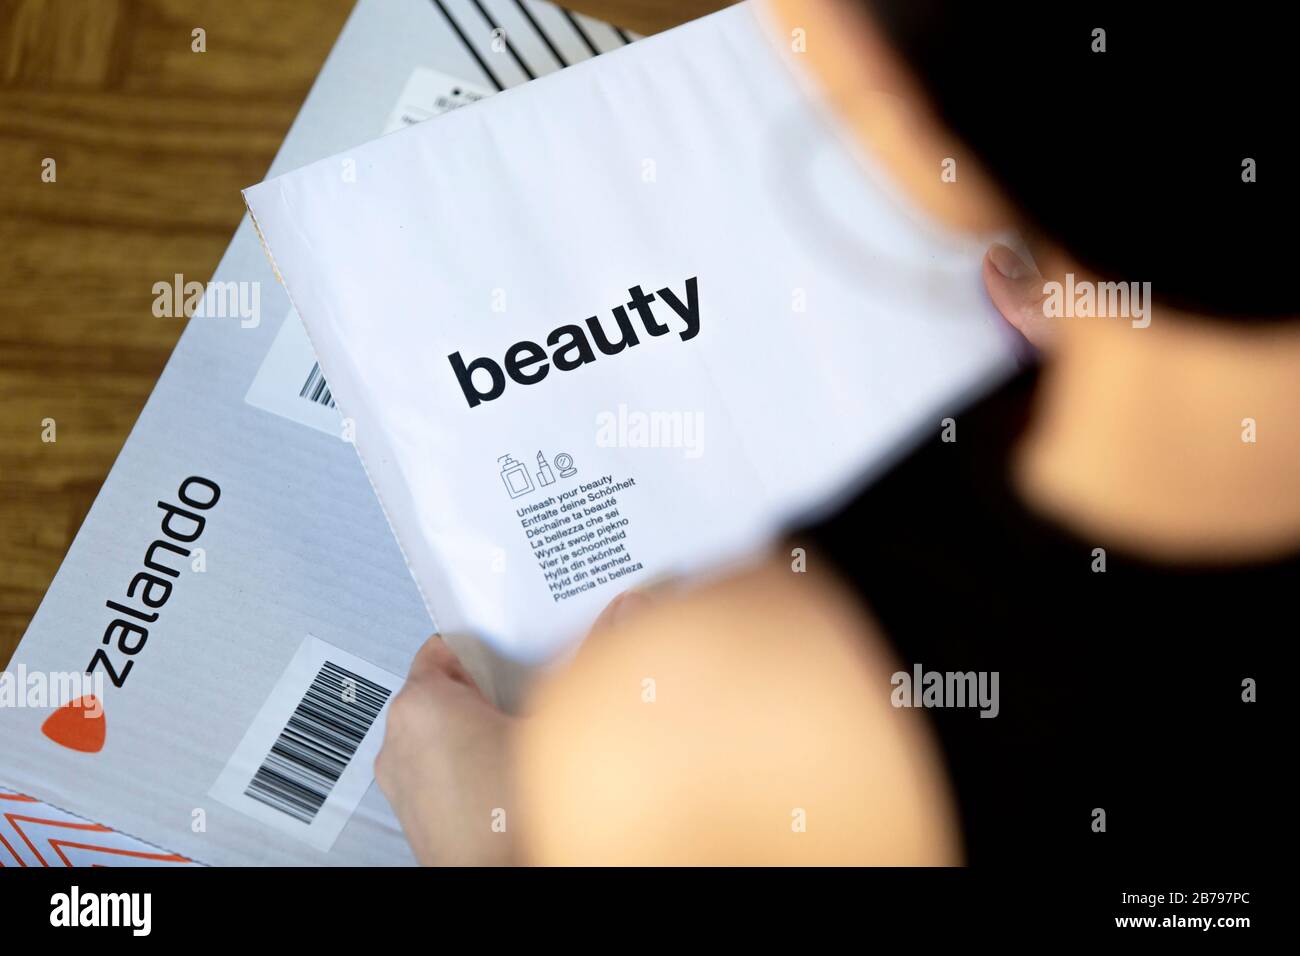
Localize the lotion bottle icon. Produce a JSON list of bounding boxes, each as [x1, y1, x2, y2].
[[499, 454, 534, 498]]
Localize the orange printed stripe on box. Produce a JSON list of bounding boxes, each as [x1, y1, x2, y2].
[[0, 789, 197, 867]]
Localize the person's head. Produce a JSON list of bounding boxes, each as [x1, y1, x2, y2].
[[769, 0, 1294, 322]]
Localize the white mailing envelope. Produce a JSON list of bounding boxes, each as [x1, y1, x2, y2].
[[244, 1, 1020, 684]]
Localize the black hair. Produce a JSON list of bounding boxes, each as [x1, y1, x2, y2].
[[865, 1, 1294, 320]]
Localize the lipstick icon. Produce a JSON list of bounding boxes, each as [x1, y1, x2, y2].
[[535, 451, 555, 486]]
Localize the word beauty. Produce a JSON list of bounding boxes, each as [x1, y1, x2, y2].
[[449, 277, 701, 408]]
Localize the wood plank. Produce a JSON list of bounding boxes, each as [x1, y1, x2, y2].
[[0, 0, 354, 667]]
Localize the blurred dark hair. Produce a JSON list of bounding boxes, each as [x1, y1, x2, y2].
[[865, 1, 1293, 320]]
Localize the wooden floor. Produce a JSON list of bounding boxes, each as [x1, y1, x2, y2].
[[0, 0, 725, 667]]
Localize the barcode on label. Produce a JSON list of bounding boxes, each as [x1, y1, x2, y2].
[[299, 361, 337, 408], [244, 661, 391, 824]]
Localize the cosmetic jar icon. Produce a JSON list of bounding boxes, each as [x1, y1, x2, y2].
[[499, 454, 534, 499]]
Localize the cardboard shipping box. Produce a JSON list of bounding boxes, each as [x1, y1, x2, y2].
[[1, 0, 644, 867]]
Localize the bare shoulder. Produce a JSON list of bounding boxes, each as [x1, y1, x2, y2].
[[517, 555, 963, 865]]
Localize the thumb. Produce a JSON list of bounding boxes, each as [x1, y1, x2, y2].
[[407, 634, 483, 694], [983, 243, 1054, 351]]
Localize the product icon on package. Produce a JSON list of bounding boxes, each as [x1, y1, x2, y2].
[[535, 450, 555, 486], [499, 454, 534, 499], [554, 452, 577, 478]]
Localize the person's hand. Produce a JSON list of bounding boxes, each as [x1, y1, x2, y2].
[[983, 242, 1055, 351], [374, 635, 517, 865], [375, 592, 652, 865]]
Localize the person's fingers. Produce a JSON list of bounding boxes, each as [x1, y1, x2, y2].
[[407, 633, 476, 688], [983, 243, 1055, 351]]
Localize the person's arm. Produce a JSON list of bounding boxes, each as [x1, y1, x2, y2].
[[377, 556, 961, 865], [516, 557, 961, 864]]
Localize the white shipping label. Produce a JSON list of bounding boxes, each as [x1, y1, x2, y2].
[[245, 68, 490, 435], [244, 308, 344, 437], [383, 66, 490, 133], [208, 635, 402, 852]]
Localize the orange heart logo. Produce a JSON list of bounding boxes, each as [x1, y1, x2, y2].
[[41, 696, 106, 753]]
